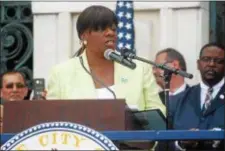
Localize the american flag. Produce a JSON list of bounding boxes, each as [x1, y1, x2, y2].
[[115, 1, 135, 53]]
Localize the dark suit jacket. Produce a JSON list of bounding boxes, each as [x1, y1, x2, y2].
[[156, 83, 224, 151], [156, 85, 190, 151], [172, 83, 225, 150], [159, 84, 190, 105], [173, 84, 224, 129], [158, 85, 190, 128]]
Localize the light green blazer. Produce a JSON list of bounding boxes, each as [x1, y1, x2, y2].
[[47, 51, 166, 115]]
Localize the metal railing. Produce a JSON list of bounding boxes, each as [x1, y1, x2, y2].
[[1, 130, 224, 144]]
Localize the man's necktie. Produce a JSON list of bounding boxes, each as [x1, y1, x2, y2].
[[202, 87, 213, 113]]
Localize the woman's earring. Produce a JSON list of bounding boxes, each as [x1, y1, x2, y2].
[[83, 40, 87, 46]]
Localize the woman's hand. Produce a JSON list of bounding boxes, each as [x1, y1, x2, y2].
[[32, 89, 47, 100], [41, 89, 47, 100]]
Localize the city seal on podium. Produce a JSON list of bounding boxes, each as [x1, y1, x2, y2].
[[1, 122, 119, 150]]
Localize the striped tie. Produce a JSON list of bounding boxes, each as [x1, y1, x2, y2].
[[202, 87, 213, 113]]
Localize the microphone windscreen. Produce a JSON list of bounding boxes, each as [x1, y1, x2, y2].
[[104, 49, 113, 60]]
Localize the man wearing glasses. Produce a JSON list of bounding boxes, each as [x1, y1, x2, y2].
[[152, 48, 189, 104], [153, 48, 190, 151], [173, 43, 224, 150], [0, 71, 28, 102], [0, 70, 28, 133]]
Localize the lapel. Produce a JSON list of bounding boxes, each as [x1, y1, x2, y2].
[[114, 62, 133, 99], [75, 51, 97, 98], [191, 85, 202, 117], [203, 84, 225, 116], [185, 84, 190, 90], [159, 91, 165, 104]]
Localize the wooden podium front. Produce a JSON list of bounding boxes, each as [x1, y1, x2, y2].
[[2, 99, 153, 149], [2, 99, 140, 133]]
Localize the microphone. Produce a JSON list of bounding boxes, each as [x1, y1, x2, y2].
[[121, 48, 136, 59], [121, 48, 193, 79], [104, 49, 136, 70]]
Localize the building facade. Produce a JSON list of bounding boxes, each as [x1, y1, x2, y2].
[[1, 1, 224, 89]]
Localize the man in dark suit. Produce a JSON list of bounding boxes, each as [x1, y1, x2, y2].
[[153, 48, 190, 151], [152, 48, 189, 105], [173, 42, 225, 150]]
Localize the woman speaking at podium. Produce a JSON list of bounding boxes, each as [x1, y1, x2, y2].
[[46, 5, 165, 115]]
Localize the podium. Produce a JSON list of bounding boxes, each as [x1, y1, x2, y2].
[[2, 99, 143, 133], [2, 99, 155, 149]]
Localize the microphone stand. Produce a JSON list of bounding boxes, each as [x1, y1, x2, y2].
[[121, 49, 193, 140], [163, 69, 173, 130], [122, 50, 193, 150], [124, 52, 193, 127]]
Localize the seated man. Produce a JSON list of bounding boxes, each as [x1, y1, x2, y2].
[[173, 43, 224, 150], [0, 70, 46, 133], [153, 48, 189, 104], [154, 48, 190, 151], [0, 70, 29, 133]]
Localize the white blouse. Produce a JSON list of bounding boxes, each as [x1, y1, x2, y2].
[[96, 85, 115, 99]]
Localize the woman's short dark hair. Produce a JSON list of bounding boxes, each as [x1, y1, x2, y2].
[[76, 5, 118, 39]]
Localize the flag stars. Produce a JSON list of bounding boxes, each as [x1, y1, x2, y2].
[[118, 1, 124, 7], [125, 23, 132, 30], [118, 22, 124, 28], [118, 32, 124, 39], [126, 2, 132, 9], [118, 42, 124, 49], [125, 33, 131, 40], [116, 1, 134, 51], [117, 11, 124, 18], [125, 13, 132, 19], [125, 44, 131, 49]]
